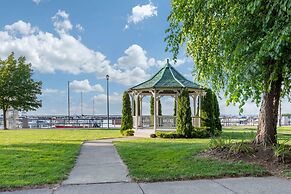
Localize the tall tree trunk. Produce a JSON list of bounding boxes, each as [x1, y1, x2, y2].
[[3, 109, 8, 130], [255, 74, 282, 146]]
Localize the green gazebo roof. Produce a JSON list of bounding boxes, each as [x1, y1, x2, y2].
[[130, 60, 201, 90]]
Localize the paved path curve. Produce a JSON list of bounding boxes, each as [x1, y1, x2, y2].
[[2, 137, 291, 194]]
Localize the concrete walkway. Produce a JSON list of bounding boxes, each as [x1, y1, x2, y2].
[[62, 138, 133, 185], [2, 137, 291, 194]]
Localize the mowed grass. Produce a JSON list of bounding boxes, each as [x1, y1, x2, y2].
[[0, 129, 121, 189], [115, 126, 291, 182]]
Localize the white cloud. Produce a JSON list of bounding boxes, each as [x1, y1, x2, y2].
[[156, 58, 186, 68], [0, 11, 165, 86], [117, 44, 155, 70], [4, 20, 38, 35], [32, 0, 41, 4], [126, 2, 157, 28], [75, 24, 84, 32], [93, 92, 122, 104], [0, 22, 151, 85], [0, 28, 107, 74], [52, 10, 73, 34], [70, 79, 104, 93]]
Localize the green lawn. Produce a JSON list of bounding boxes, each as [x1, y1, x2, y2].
[[0, 129, 121, 189], [115, 126, 291, 182]]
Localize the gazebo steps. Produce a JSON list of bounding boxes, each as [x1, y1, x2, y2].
[[134, 129, 155, 137], [134, 129, 176, 137]]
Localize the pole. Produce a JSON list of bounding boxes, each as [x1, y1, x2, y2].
[[81, 91, 83, 116], [106, 75, 109, 129], [93, 98, 95, 116], [67, 81, 70, 119]]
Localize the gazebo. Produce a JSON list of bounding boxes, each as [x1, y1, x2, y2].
[[128, 59, 205, 132]]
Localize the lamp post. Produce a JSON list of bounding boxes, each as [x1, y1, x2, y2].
[[106, 75, 110, 129]]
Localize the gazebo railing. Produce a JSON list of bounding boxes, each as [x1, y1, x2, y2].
[[157, 116, 176, 128], [133, 115, 200, 129]]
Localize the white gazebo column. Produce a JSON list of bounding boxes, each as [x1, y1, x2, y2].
[[175, 94, 178, 114], [153, 90, 157, 131], [135, 93, 139, 130], [192, 94, 197, 116], [139, 95, 143, 128], [191, 94, 197, 126], [198, 94, 202, 127], [174, 94, 178, 128]]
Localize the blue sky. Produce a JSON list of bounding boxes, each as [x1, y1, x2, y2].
[[0, 0, 290, 116]]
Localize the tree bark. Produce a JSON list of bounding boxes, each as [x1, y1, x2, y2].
[[3, 109, 8, 130], [255, 74, 282, 146]]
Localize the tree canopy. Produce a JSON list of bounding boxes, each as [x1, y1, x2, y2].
[[0, 53, 42, 129], [166, 0, 290, 107], [166, 0, 291, 145]]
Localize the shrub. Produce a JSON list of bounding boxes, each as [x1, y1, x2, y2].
[[155, 131, 181, 138], [121, 91, 133, 134], [150, 96, 154, 116], [150, 133, 157, 138], [200, 89, 222, 133], [200, 89, 214, 132], [176, 89, 192, 137], [229, 142, 255, 155], [122, 129, 134, 136], [156, 128, 211, 139], [209, 137, 230, 150], [212, 93, 222, 131], [213, 129, 222, 137], [273, 140, 291, 163], [191, 127, 211, 138]]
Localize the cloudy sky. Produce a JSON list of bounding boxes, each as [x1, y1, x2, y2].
[[0, 0, 290, 116]]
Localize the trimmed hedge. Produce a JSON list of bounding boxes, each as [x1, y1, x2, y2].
[[122, 129, 135, 136], [156, 131, 182, 138], [154, 127, 216, 139]]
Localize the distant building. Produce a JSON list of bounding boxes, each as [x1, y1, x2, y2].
[[220, 115, 258, 126]]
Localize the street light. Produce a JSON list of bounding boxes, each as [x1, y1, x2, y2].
[[106, 74, 110, 129]]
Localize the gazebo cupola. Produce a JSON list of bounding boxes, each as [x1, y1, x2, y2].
[[128, 59, 204, 131]]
